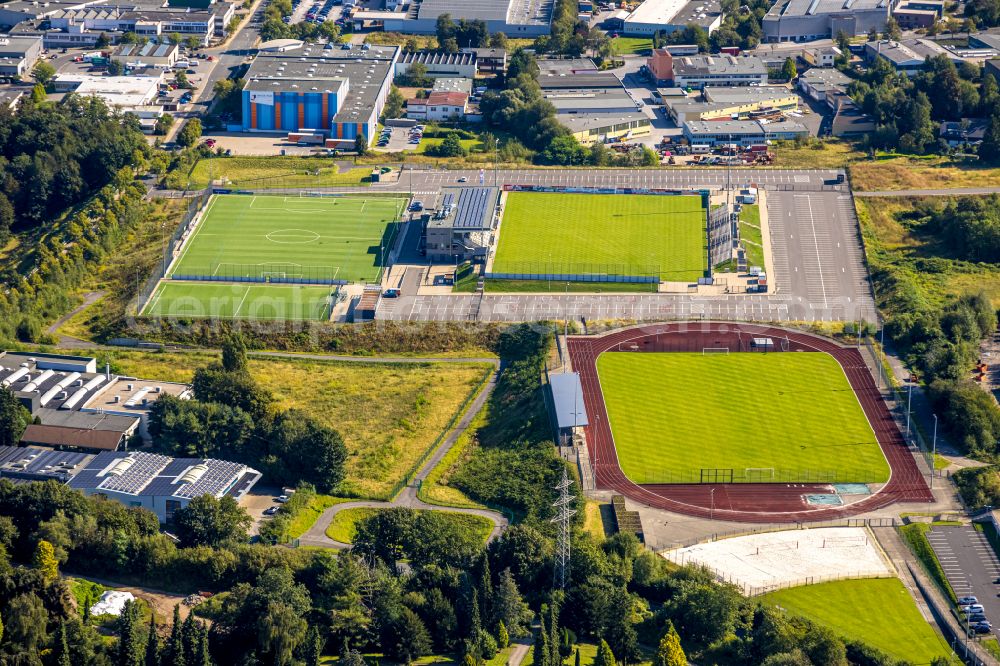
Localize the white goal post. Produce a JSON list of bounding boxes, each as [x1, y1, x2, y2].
[[702, 347, 730, 355]]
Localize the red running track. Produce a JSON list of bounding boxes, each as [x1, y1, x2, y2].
[[566, 322, 933, 523]]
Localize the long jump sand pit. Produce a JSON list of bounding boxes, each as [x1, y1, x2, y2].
[[663, 527, 892, 594]]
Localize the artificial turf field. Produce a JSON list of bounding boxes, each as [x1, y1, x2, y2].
[[595, 352, 890, 484], [169, 194, 405, 284], [141, 282, 336, 320], [762, 579, 953, 662], [491, 192, 707, 283]]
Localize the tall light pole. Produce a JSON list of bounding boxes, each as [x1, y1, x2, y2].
[[931, 413, 938, 490], [494, 137, 499, 188], [905, 378, 913, 438], [710, 487, 715, 520]]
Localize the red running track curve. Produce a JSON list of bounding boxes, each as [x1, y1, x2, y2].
[[566, 322, 933, 523]]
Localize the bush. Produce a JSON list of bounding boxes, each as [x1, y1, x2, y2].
[[258, 483, 317, 544], [16, 317, 40, 343]]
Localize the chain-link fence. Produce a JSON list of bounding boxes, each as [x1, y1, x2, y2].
[[136, 189, 210, 315]]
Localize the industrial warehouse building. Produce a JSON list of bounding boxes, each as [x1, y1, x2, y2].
[[662, 86, 799, 123], [111, 41, 179, 69], [682, 118, 808, 145], [620, 0, 723, 35], [393, 50, 477, 79], [762, 0, 891, 42], [68, 451, 261, 523], [539, 61, 651, 144], [241, 44, 398, 146], [0, 34, 39, 78], [648, 50, 769, 88], [0, 351, 189, 444], [372, 0, 552, 37]]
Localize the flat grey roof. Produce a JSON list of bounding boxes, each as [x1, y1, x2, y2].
[[673, 54, 767, 76], [670, 0, 723, 26], [417, 0, 510, 21], [0, 35, 40, 57], [539, 72, 620, 89], [702, 85, 797, 103], [243, 43, 398, 124], [799, 67, 851, 86], [685, 118, 807, 134], [768, 0, 888, 17], [548, 372, 588, 429], [559, 111, 650, 132]]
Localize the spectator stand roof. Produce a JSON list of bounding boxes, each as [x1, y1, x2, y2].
[[548, 371, 589, 429]]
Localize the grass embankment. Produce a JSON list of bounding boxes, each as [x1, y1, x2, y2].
[[851, 154, 1000, 191], [596, 352, 889, 484], [417, 138, 482, 154], [898, 523, 957, 604], [52, 197, 190, 342], [97, 351, 491, 499], [762, 578, 953, 663], [738, 204, 764, 270], [771, 139, 865, 170], [418, 408, 489, 509], [856, 196, 1000, 309], [325, 507, 494, 545], [287, 495, 353, 539], [187, 157, 373, 189]]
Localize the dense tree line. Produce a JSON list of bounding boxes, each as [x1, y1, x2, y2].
[[149, 337, 347, 492], [848, 55, 998, 155], [0, 92, 147, 243], [259, 0, 341, 42], [922, 195, 1000, 263], [0, 96, 150, 343]]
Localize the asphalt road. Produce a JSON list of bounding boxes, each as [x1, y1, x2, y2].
[[391, 167, 844, 196], [927, 524, 1000, 641]]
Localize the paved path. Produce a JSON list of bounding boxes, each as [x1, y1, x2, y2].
[[856, 188, 1000, 197], [297, 368, 508, 548], [47, 291, 103, 335]]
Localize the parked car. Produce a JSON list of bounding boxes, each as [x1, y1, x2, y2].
[[962, 604, 985, 614], [457, 176, 468, 182], [263, 506, 279, 515], [973, 622, 993, 634], [959, 596, 980, 606], [275, 495, 290, 503]]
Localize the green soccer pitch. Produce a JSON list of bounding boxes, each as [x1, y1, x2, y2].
[[762, 579, 953, 663], [491, 192, 707, 282], [169, 194, 406, 284], [142, 282, 336, 321], [595, 352, 890, 484]]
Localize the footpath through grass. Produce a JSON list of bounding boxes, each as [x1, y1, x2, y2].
[[493, 192, 707, 283], [596, 352, 889, 484], [102, 352, 492, 499], [762, 578, 953, 663]]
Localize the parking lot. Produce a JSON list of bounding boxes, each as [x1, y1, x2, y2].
[[375, 124, 424, 151], [927, 524, 1000, 639]]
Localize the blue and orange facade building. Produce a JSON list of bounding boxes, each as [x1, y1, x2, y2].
[[240, 44, 398, 146]]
